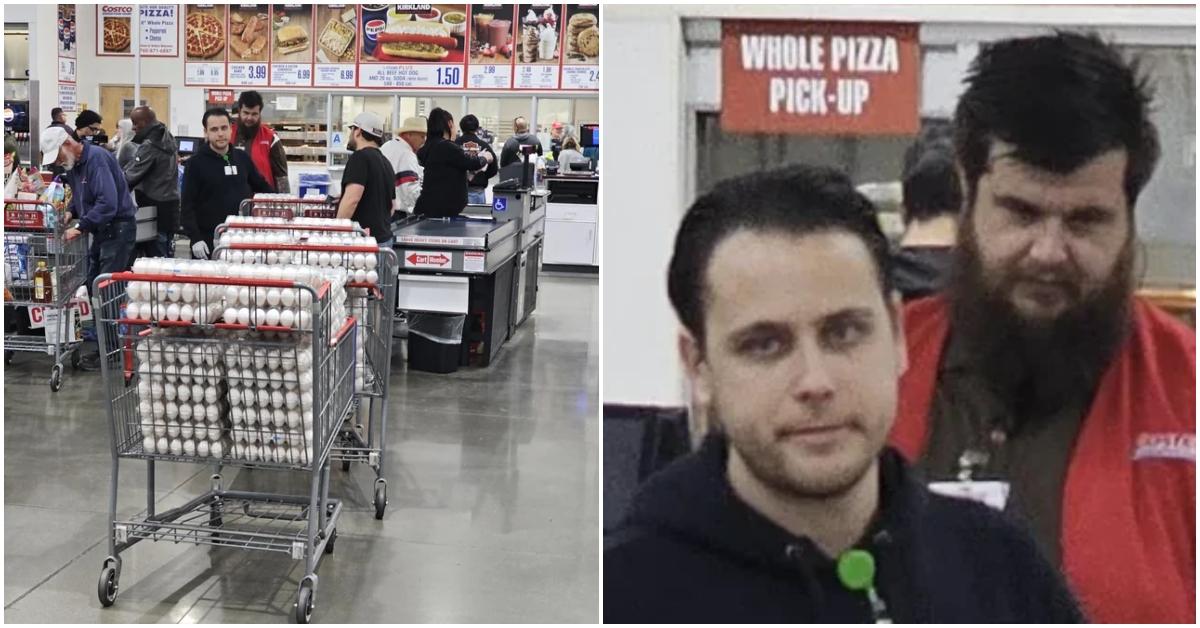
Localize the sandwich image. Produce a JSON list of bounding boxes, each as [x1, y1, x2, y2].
[[276, 23, 310, 55], [375, 21, 456, 60]]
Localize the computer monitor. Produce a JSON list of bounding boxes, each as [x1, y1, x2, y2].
[[176, 136, 201, 156], [580, 124, 599, 148]]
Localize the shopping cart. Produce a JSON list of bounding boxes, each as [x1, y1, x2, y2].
[[239, 196, 338, 219], [214, 218, 370, 245], [92, 270, 357, 623], [213, 240, 399, 519], [3, 199, 88, 391]]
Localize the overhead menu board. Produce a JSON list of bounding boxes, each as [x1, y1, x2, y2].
[[314, 5, 358, 87], [181, 4, 596, 92], [184, 4, 227, 85], [97, 4, 180, 57]]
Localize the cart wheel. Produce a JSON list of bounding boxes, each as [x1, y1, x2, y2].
[[341, 459, 351, 472], [97, 564, 119, 607], [324, 529, 337, 555], [293, 582, 314, 624], [4, 350, 13, 365], [374, 484, 387, 520], [50, 364, 64, 392], [70, 351, 81, 370]]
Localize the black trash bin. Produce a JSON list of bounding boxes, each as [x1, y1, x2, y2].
[[407, 313, 466, 374]]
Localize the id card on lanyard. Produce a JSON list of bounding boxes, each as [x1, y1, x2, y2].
[[927, 448, 1011, 511], [223, 154, 238, 177]]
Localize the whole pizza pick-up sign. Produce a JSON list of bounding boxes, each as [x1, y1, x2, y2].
[[721, 20, 919, 135]]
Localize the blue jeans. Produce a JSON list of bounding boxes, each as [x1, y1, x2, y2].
[[87, 218, 137, 296], [467, 189, 487, 205]]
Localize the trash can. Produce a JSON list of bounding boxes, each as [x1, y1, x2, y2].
[[407, 313, 465, 374]]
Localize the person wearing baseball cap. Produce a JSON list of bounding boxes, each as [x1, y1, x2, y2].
[[41, 124, 138, 370], [380, 115, 426, 216], [337, 111, 396, 246]]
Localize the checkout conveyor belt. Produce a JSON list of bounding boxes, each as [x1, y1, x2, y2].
[[390, 216, 520, 274]]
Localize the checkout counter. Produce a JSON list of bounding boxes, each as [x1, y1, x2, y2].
[[391, 182, 546, 368]]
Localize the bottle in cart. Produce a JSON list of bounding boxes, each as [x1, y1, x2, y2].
[[33, 260, 53, 303]]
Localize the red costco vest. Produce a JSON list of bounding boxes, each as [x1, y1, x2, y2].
[[890, 296, 1195, 624], [231, 124, 277, 191]]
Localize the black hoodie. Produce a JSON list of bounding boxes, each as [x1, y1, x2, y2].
[[604, 435, 1084, 624], [180, 141, 272, 249]]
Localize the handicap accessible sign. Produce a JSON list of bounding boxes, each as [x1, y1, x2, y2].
[[493, 197, 508, 213]]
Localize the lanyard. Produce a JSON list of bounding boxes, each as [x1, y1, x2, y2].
[[838, 549, 892, 624]]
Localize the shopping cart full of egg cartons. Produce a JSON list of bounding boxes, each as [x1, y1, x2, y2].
[[214, 215, 398, 520], [239, 193, 337, 219], [91, 257, 358, 623]]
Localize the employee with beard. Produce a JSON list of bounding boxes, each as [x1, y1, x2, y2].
[[605, 165, 1083, 623], [336, 111, 395, 246], [231, 91, 289, 193], [414, 108, 491, 218], [180, 108, 272, 258], [41, 126, 137, 370], [890, 32, 1193, 624], [453, 114, 498, 205]]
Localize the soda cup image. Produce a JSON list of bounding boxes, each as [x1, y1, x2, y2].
[[361, 4, 388, 57]]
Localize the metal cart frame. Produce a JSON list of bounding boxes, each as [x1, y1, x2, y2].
[[3, 198, 88, 390], [213, 241, 399, 519], [239, 197, 338, 219], [92, 270, 357, 623]]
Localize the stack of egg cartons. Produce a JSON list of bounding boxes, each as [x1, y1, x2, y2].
[[136, 332, 231, 459]]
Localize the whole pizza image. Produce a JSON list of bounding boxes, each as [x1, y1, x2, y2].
[[3, 2, 598, 623]]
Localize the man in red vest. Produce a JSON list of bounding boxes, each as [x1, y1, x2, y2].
[[231, 90, 290, 193], [890, 32, 1194, 624]]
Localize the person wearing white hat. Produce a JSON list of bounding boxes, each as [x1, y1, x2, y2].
[[336, 111, 396, 246], [380, 116, 427, 216], [41, 125, 138, 370]]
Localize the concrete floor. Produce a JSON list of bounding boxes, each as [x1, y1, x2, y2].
[[4, 274, 599, 623]]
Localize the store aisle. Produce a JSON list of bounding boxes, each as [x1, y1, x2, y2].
[[3, 274, 599, 623]]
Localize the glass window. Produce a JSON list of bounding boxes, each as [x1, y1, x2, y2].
[[330, 95, 393, 167], [467, 97, 532, 149]]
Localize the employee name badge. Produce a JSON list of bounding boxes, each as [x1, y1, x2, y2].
[[927, 480, 1010, 511], [224, 164, 239, 176]]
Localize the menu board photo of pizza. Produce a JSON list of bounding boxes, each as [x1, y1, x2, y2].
[[185, 4, 226, 85], [185, 5, 226, 61], [359, 4, 468, 64], [99, 6, 133, 54]]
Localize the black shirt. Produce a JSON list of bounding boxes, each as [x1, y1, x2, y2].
[[340, 146, 395, 243], [414, 136, 487, 218], [454, 132, 499, 189], [892, 245, 954, 301], [605, 434, 1084, 623], [180, 142, 272, 249]]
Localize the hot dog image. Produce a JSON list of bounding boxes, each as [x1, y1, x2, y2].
[[375, 21, 457, 60]]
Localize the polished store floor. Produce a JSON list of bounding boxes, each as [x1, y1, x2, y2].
[[4, 274, 599, 623]]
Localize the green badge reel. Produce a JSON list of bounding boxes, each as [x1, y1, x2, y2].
[[837, 549, 892, 624]]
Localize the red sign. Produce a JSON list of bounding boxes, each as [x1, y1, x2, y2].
[[406, 252, 451, 267], [209, 89, 235, 105], [721, 20, 919, 135]]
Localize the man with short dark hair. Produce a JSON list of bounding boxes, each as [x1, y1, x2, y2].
[[499, 116, 542, 167], [891, 32, 1194, 624], [605, 165, 1083, 623], [124, 106, 179, 258], [180, 108, 272, 258], [337, 111, 395, 246], [48, 107, 75, 138], [42, 126, 137, 370], [74, 110, 106, 145], [454, 114, 498, 205], [231, 90, 289, 192], [891, 148, 960, 300]]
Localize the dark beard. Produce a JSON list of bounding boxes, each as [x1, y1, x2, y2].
[[238, 122, 259, 142], [947, 218, 1134, 421]]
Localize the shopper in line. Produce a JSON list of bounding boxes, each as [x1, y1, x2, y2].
[[379, 115, 426, 215], [124, 106, 180, 258], [42, 126, 137, 371], [892, 32, 1193, 624], [548, 121, 565, 160], [47, 107, 75, 138], [556, 136, 587, 169], [336, 111, 396, 246], [890, 147, 959, 301], [499, 116, 542, 167], [4, 133, 19, 175], [231, 90, 289, 192], [414, 108, 491, 218], [111, 119, 138, 170], [74, 110, 107, 147], [180, 108, 272, 259], [605, 165, 1083, 623], [454, 114, 498, 205]]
